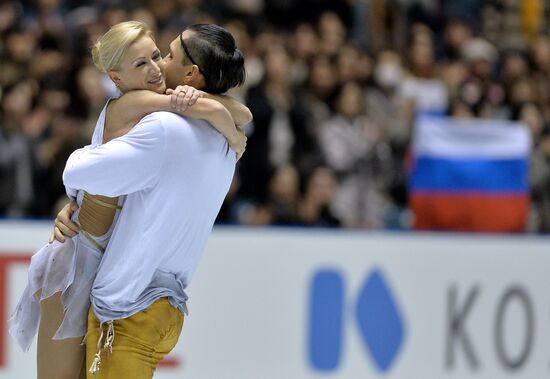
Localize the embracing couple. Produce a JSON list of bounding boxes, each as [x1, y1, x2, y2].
[[9, 20, 250, 379]]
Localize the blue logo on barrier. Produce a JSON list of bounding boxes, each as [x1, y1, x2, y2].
[[308, 268, 406, 373]]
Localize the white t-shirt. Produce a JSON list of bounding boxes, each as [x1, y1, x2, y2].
[[63, 110, 236, 322], [399, 78, 448, 114]]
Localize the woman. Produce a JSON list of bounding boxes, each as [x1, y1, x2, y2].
[[9, 21, 250, 379]]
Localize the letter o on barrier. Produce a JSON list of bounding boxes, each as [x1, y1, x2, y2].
[[494, 286, 534, 370]]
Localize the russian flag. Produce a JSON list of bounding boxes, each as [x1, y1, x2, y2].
[[409, 115, 532, 232]]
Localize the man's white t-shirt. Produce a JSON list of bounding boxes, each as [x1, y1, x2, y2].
[[63, 110, 236, 322]]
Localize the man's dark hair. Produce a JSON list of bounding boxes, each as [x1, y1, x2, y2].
[[182, 24, 246, 94]]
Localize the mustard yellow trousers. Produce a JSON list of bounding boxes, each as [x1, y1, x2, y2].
[[85, 298, 184, 379]]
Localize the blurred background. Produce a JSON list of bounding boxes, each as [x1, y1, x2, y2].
[[1, 0, 549, 233], [1, 1, 550, 378]]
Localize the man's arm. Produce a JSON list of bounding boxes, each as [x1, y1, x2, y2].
[[63, 114, 165, 197]]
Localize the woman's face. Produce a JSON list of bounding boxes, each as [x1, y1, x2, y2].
[[110, 36, 166, 93], [264, 45, 291, 83], [309, 56, 336, 96], [336, 82, 363, 118]]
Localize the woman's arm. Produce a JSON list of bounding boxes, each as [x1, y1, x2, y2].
[[51, 201, 80, 242], [111, 90, 245, 157], [200, 94, 252, 126], [167, 86, 252, 126]]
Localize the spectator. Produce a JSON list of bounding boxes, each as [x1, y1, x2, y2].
[[266, 163, 301, 225], [531, 35, 550, 122], [300, 54, 338, 129], [399, 26, 448, 121], [2, 0, 550, 232], [530, 129, 550, 232], [289, 22, 319, 84], [0, 81, 34, 216], [319, 81, 393, 228], [298, 166, 341, 226], [513, 101, 550, 232], [368, 49, 408, 145], [239, 43, 315, 202], [442, 19, 472, 60], [367, 50, 410, 215], [317, 11, 347, 56], [1, 25, 37, 86], [226, 164, 302, 226]]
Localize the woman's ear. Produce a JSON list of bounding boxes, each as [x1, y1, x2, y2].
[[108, 71, 122, 88]]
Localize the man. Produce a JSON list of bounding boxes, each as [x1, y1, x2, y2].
[[57, 24, 246, 378]]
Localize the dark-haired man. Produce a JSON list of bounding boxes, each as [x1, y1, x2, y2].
[[58, 24, 248, 378], [163, 24, 246, 94]]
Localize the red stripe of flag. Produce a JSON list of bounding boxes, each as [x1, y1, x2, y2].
[[410, 194, 529, 232]]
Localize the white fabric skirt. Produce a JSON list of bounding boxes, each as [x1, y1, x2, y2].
[[8, 237, 102, 351]]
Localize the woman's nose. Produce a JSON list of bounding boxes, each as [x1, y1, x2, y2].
[[150, 60, 162, 74], [156, 59, 166, 73]]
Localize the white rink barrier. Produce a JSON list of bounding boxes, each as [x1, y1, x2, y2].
[[0, 221, 549, 379]]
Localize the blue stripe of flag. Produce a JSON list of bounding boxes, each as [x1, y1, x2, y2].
[[409, 157, 528, 192]]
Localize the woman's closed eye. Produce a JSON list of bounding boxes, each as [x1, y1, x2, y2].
[[153, 51, 161, 61]]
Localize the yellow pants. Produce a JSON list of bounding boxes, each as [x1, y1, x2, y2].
[[85, 298, 184, 379]]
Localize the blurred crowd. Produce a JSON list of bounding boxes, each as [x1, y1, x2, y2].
[[1, 0, 550, 232]]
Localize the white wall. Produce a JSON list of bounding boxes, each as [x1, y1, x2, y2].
[[0, 221, 548, 379]]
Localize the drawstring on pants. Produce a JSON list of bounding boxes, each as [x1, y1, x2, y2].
[[104, 321, 115, 354], [89, 321, 115, 376]]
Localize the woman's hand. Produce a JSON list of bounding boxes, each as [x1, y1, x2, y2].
[[166, 85, 203, 112], [49, 201, 80, 243], [230, 126, 247, 161]]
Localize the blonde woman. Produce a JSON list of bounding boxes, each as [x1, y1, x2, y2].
[[9, 21, 250, 379]]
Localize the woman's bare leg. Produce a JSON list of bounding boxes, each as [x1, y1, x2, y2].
[[37, 292, 85, 379]]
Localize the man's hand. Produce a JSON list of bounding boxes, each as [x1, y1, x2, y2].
[[49, 201, 80, 243], [166, 85, 203, 112], [230, 126, 247, 161]]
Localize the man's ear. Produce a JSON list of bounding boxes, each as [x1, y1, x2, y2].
[[181, 69, 193, 84], [178, 64, 194, 85], [186, 65, 205, 87], [190, 65, 201, 78]]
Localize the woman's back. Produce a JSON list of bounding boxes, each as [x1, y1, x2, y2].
[[74, 191, 121, 253]]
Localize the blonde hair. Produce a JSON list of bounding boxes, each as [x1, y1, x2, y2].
[[91, 21, 154, 72]]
